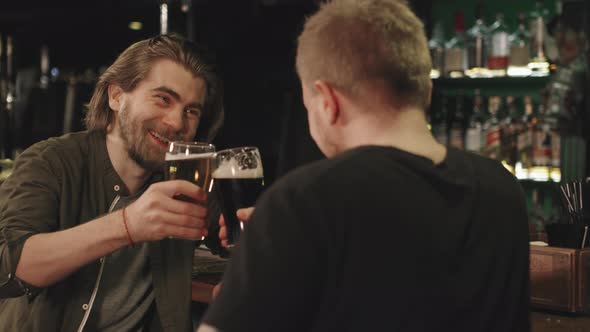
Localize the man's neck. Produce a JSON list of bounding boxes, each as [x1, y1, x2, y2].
[[342, 107, 447, 165], [105, 130, 152, 195]]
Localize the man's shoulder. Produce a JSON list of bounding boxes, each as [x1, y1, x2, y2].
[[14, 131, 101, 174], [269, 148, 370, 194], [451, 149, 523, 199], [452, 148, 516, 181], [21, 131, 96, 160]]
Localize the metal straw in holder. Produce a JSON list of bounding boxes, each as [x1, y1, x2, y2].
[[556, 178, 590, 248]]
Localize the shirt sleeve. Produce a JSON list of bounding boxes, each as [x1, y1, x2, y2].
[[0, 144, 61, 299], [201, 182, 329, 331]]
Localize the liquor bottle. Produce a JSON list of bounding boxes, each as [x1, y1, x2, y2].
[[484, 96, 502, 160], [529, 189, 547, 237], [542, 89, 561, 170], [528, 0, 551, 76], [449, 91, 465, 149], [431, 94, 449, 146], [488, 13, 510, 76], [508, 13, 532, 77], [500, 96, 522, 168], [444, 11, 467, 78], [550, 125, 560, 170], [465, 90, 485, 153], [465, 2, 489, 77], [517, 96, 535, 170], [531, 96, 551, 168], [428, 21, 445, 79]]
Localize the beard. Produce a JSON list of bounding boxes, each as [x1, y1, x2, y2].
[[118, 103, 178, 172]]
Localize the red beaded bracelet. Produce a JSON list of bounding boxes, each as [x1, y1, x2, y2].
[[122, 206, 135, 247]]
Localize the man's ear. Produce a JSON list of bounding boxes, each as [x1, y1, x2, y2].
[[313, 80, 340, 125], [107, 84, 124, 112], [425, 80, 433, 110]]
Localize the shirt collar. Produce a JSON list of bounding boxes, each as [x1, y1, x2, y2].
[[89, 130, 163, 198]]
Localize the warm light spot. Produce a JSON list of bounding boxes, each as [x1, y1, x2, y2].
[[129, 21, 143, 31]]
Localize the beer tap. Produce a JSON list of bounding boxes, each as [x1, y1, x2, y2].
[[5, 36, 15, 111], [160, 0, 169, 35], [2, 35, 15, 160], [0, 34, 6, 160]]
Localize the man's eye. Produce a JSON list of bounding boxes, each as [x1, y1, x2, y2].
[[185, 109, 202, 118], [156, 95, 170, 104]]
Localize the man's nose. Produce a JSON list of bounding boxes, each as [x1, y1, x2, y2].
[[163, 108, 185, 133]]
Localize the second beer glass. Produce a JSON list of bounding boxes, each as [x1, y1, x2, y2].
[[212, 147, 264, 249]]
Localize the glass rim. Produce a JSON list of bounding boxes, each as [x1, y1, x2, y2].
[[214, 146, 259, 155], [168, 141, 215, 154], [168, 141, 215, 147]]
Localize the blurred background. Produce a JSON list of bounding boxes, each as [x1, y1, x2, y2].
[[0, 0, 588, 213], [2, 0, 590, 326]]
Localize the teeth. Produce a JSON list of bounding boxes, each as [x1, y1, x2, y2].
[[150, 131, 170, 144]]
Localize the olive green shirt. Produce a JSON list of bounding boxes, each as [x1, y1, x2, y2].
[[0, 130, 194, 332]]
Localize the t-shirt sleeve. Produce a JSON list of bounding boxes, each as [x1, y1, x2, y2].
[[201, 181, 326, 331]]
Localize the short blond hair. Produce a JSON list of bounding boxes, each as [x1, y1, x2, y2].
[[296, 0, 431, 109], [85, 34, 223, 142]]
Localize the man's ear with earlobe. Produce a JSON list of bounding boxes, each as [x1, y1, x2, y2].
[[425, 80, 433, 110], [107, 84, 124, 112], [313, 80, 340, 125]]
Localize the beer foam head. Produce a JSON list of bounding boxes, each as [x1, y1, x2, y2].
[[213, 158, 263, 178], [165, 152, 214, 161]]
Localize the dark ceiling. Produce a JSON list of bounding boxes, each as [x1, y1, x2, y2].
[[0, 0, 323, 71], [1, 0, 429, 73]]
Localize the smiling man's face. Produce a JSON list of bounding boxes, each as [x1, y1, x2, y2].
[[113, 58, 207, 171]]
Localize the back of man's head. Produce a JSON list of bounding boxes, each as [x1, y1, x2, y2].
[[296, 0, 432, 109]]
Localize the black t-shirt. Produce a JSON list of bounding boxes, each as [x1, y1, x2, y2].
[[202, 146, 530, 332]]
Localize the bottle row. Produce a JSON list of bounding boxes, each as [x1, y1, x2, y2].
[[428, 90, 561, 181], [429, 0, 553, 79]]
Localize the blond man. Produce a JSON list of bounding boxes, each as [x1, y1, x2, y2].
[[200, 1, 530, 331]]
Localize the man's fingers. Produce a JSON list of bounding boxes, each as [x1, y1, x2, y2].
[[152, 180, 208, 203], [212, 282, 222, 300], [236, 207, 255, 222], [164, 197, 208, 218], [218, 214, 225, 227], [166, 224, 209, 241], [218, 224, 227, 240], [156, 210, 208, 231]]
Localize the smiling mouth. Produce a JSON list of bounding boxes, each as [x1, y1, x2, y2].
[[148, 130, 172, 147]]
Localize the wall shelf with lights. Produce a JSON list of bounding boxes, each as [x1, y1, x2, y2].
[[432, 75, 552, 101]]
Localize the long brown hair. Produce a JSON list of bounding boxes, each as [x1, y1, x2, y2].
[[85, 34, 224, 142]]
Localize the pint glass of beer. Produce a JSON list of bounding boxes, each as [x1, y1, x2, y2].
[[212, 147, 264, 249], [165, 141, 216, 192]]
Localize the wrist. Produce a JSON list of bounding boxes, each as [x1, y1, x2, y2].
[[121, 206, 135, 247]]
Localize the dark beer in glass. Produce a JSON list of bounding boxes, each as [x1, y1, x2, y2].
[[212, 147, 264, 249]]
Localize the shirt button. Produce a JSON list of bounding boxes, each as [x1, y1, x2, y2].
[[82, 304, 89, 310], [114, 185, 120, 192]]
